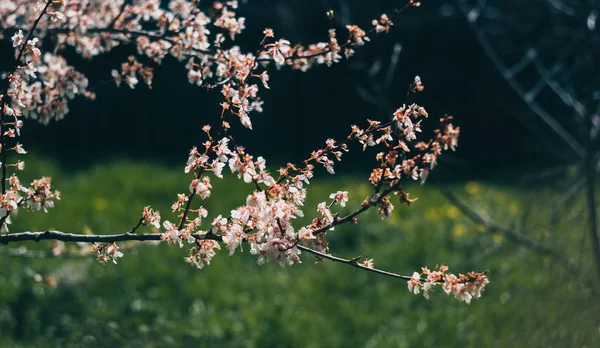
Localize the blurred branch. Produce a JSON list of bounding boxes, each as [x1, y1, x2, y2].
[[459, 0, 600, 284], [0, 246, 60, 259], [545, 0, 578, 17], [584, 147, 600, 281], [0, 246, 94, 259], [0, 240, 149, 259], [352, 42, 403, 120], [457, 1, 586, 159], [439, 187, 578, 274], [383, 43, 402, 91], [551, 177, 585, 224]]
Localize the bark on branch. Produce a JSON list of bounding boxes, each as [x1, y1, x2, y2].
[[0, 230, 219, 245]]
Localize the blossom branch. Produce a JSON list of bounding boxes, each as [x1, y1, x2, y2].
[[312, 182, 406, 237], [177, 170, 205, 231], [0, 0, 488, 303], [255, 0, 418, 63], [298, 244, 488, 303], [0, 1, 51, 194], [0, 228, 488, 303]]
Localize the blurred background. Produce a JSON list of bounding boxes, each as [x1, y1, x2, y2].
[[1, 0, 600, 346]]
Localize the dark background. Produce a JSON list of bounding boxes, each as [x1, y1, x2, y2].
[[1, 1, 574, 178]]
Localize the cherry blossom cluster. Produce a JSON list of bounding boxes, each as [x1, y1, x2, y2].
[[0, 174, 61, 231], [0, 0, 419, 131], [91, 242, 124, 264], [142, 206, 161, 229], [21, 176, 61, 213], [185, 239, 221, 269], [0, 3, 64, 232], [162, 127, 310, 267], [0, 1, 490, 304], [144, 90, 487, 304], [156, 72, 486, 303], [408, 265, 489, 304], [8, 28, 92, 125], [112, 56, 154, 89]]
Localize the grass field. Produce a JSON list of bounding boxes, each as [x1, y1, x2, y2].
[[0, 158, 598, 347]]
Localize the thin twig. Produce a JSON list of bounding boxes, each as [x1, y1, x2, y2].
[[312, 181, 402, 236], [297, 245, 413, 280], [178, 168, 206, 230], [108, 0, 132, 29], [259, 1, 416, 63]]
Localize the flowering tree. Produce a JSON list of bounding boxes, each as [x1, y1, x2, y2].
[[0, 0, 488, 303]]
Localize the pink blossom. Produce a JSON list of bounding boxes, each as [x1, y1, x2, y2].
[[329, 191, 349, 207], [11, 30, 23, 48], [267, 39, 291, 65], [14, 143, 26, 154], [161, 220, 183, 248], [408, 272, 421, 295]]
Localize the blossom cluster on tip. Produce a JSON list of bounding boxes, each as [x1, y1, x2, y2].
[[348, 87, 461, 188], [372, 14, 394, 34], [408, 265, 490, 304], [142, 206, 161, 229]]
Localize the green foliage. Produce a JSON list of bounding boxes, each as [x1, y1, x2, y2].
[[0, 159, 597, 347]]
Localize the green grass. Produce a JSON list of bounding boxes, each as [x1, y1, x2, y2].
[[0, 158, 598, 347]]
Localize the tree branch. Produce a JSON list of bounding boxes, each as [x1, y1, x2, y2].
[[584, 135, 600, 282], [0, 230, 414, 283], [297, 244, 413, 280], [439, 186, 578, 273], [0, 230, 219, 245], [0, 1, 52, 195], [2, 0, 418, 66]]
